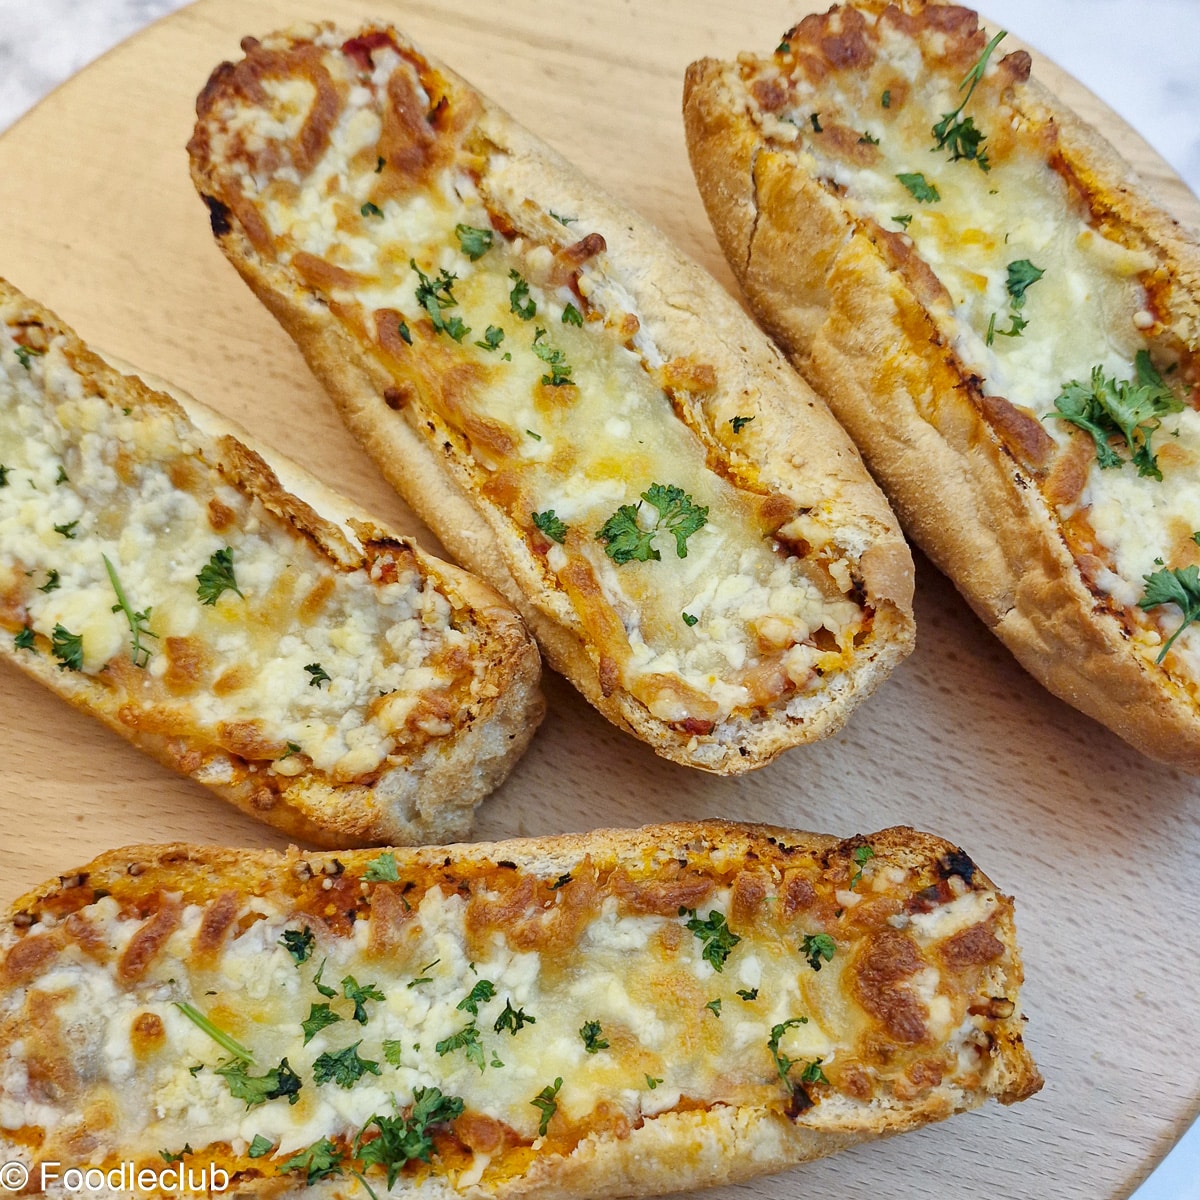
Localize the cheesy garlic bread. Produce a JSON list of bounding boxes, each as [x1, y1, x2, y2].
[[187, 24, 916, 774], [684, 1, 1200, 769], [0, 822, 1040, 1198], [0, 279, 541, 846]]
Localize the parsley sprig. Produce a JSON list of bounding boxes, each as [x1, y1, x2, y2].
[[196, 547, 242, 605], [355, 1088, 465, 1188], [683, 908, 741, 972], [51, 623, 83, 671], [279, 1138, 343, 1185], [531, 1078, 563, 1136], [987, 258, 1044, 343], [931, 29, 1006, 170], [103, 554, 157, 667], [767, 1016, 810, 1095], [596, 483, 709, 564], [801, 932, 837, 971], [1051, 351, 1182, 480], [215, 1057, 302, 1108], [1140, 565, 1200, 662], [412, 260, 470, 342], [312, 1041, 381, 1088]]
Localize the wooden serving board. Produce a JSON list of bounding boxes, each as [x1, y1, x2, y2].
[[0, 2, 1197, 1197]]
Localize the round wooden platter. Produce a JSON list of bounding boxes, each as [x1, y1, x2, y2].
[[0, 2, 1197, 1197]]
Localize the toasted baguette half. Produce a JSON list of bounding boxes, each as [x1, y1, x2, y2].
[[0, 278, 542, 846], [0, 821, 1040, 1199], [186, 23, 916, 775], [683, 1, 1200, 770]]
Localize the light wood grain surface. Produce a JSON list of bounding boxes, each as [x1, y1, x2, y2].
[[0, 2, 1197, 1197]]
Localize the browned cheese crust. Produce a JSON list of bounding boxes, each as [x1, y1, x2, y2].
[[0, 278, 542, 846], [683, 1, 1200, 770], [0, 822, 1039, 1199], [186, 24, 916, 775]]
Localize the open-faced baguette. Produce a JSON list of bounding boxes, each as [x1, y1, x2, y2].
[[186, 24, 916, 775], [684, 1, 1200, 770], [0, 821, 1040, 1199], [0, 278, 542, 846]]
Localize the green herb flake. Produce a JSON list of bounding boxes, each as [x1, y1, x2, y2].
[[0, 465, 8, 487], [595, 503, 656, 564], [103, 554, 157, 667], [893, 213, 913, 229], [312, 958, 337, 998], [776, 40, 791, 54], [279, 926, 315, 964], [509, 270, 536, 320], [301, 1003, 342, 1045], [361, 201, 384, 218], [356, 1087, 465, 1187], [55, 465, 68, 484], [342, 975, 385, 1024], [736, 987, 759, 1002], [383, 1039, 405, 1066], [312, 1041, 381, 1088], [363, 852, 399, 883], [532, 326, 573, 386], [278, 1137, 344, 1185], [215, 1057, 302, 1108], [550, 211, 576, 226], [562, 302, 584, 327], [280, 741, 302, 760], [51, 624, 83, 672], [767, 1016, 810, 1095], [14, 625, 35, 651], [881, 89, 891, 108], [53, 519, 78, 539], [196, 547, 242, 605], [681, 611, 699, 627], [457, 979, 497, 1017], [858, 130, 880, 145], [532, 509, 568, 544], [1005, 259, 1045, 306], [729, 415, 754, 433], [549, 873, 573, 890], [494, 999, 536, 1035], [375, 156, 386, 173], [930, 30, 1006, 170], [305, 662, 331, 688], [455, 223, 494, 260], [809, 113, 822, 133], [580, 1020, 609, 1053], [435, 1022, 486, 1071], [801, 932, 837, 971], [705, 999, 722, 1018], [159, 1145, 192, 1164], [850, 844, 876, 890], [397, 318, 412, 346], [683, 908, 741, 972], [412, 259, 470, 342], [14, 345, 46, 370], [896, 172, 939, 203], [525, 428, 541, 441], [531, 1078, 563, 1136], [646, 1075, 663, 1090], [475, 325, 505, 352], [38, 569, 61, 594], [800, 1059, 829, 1086], [248, 1135, 274, 1159]]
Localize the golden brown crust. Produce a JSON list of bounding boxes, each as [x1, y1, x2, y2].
[[0, 278, 543, 846], [683, 2, 1200, 771], [0, 822, 1040, 1200], [187, 23, 916, 776]]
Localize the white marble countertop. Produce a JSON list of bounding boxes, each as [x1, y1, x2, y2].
[[0, 0, 1197, 197]]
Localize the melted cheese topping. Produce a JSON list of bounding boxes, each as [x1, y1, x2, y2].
[[195, 28, 877, 730], [0, 833, 1031, 1187], [0, 316, 482, 783], [738, 6, 1200, 671]]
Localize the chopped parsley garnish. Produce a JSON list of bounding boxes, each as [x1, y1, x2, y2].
[[363, 852, 399, 882], [474, 325, 505, 352], [737, 987, 759, 1002], [174, 1001, 254, 1062], [159, 1145, 192, 1164], [396, 318, 412, 345], [681, 612, 698, 627], [412, 260, 470, 341], [729, 414, 754, 433], [14, 625, 35, 651], [893, 213, 913, 229], [896, 172, 939, 203], [355, 1088, 465, 1187], [799, 1059, 829, 1086], [360, 201, 383, 218], [196, 547, 242, 605], [312, 958, 337, 998], [1140, 565, 1200, 662], [51, 623, 83, 672], [14, 345, 44, 369], [532, 509, 568, 544], [705, 999, 722, 1017], [858, 130, 880, 146], [280, 741, 301, 759], [562, 302, 584, 327], [683, 908, 741, 972], [526, 429, 542, 441], [596, 483, 709, 564], [342, 975, 385, 1024], [930, 29, 1006, 170], [646, 1075, 662, 1090], [312, 1042, 381, 1088], [56, 465, 68, 484], [305, 662, 331, 688], [881, 89, 891, 108], [767, 1017, 810, 1095], [278, 1137, 344, 1185], [532, 327, 572, 386], [248, 1135, 274, 1159], [375, 156, 386, 173], [531, 1078, 562, 1136], [103, 554, 156, 667], [777, 40, 791, 54], [215, 1057, 302, 1108], [850, 844, 876, 890], [280, 926, 315, 964], [549, 873, 572, 890], [494, 999, 536, 1035], [301, 1003, 342, 1045], [989, 258, 1044, 343], [408, 958, 440, 988], [550, 211, 576, 226], [455, 223, 494, 260], [580, 1020, 609, 1053], [0, 465, 8, 486], [809, 113, 822, 133], [383, 1039, 405, 1066], [1051, 350, 1181, 479], [509, 270, 536, 320], [38, 569, 61, 593], [801, 932, 837, 971], [53, 519, 78, 539], [457, 979, 497, 1017], [435, 1022, 485, 1071]]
